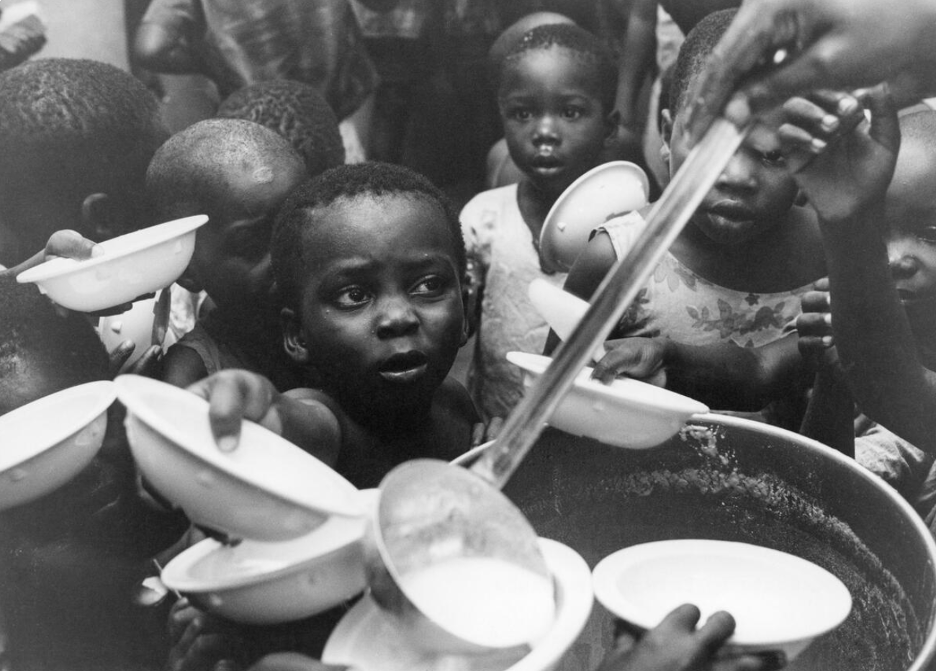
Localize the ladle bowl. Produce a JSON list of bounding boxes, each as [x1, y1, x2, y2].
[[365, 459, 556, 655]]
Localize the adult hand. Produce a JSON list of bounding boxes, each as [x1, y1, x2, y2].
[[686, 0, 936, 142]]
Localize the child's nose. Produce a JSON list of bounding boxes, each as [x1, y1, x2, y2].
[[715, 153, 757, 192], [375, 296, 419, 339], [889, 247, 920, 281], [533, 115, 559, 144]]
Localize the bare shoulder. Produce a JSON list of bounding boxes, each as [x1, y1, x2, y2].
[[161, 343, 208, 388], [434, 376, 482, 425]]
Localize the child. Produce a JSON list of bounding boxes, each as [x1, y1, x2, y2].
[[215, 79, 347, 178], [271, 162, 480, 487], [463, 22, 620, 420], [0, 275, 186, 669], [149, 118, 310, 391], [0, 57, 168, 269], [789, 98, 936, 520], [554, 9, 825, 426]]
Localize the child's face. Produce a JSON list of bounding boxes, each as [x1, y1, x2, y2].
[[499, 47, 615, 196], [666, 103, 798, 245], [283, 194, 467, 416], [185, 160, 307, 315], [883, 138, 936, 316]]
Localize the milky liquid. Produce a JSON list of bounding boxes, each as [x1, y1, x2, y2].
[[399, 557, 555, 648]]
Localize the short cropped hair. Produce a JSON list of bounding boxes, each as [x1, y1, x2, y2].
[[216, 80, 345, 178], [146, 118, 305, 220], [0, 58, 167, 212], [0, 276, 109, 395], [499, 23, 618, 112], [272, 162, 466, 310], [668, 9, 737, 114]]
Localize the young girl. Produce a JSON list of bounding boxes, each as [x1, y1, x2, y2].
[[462, 22, 620, 419], [554, 9, 826, 426]]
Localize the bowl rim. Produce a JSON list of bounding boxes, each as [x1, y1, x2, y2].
[[591, 538, 853, 646], [0, 380, 116, 472], [16, 214, 209, 284], [161, 512, 368, 592], [506, 351, 709, 417], [113, 373, 363, 519], [540, 161, 649, 271]]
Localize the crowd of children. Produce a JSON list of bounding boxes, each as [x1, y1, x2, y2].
[[5, 0, 936, 667]]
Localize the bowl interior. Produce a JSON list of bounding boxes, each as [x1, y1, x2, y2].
[[162, 511, 368, 592], [16, 215, 208, 284], [507, 351, 708, 418], [593, 539, 852, 646], [114, 374, 362, 519], [540, 161, 649, 272], [0, 380, 116, 472]]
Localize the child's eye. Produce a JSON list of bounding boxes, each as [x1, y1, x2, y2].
[[507, 107, 533, 122], [917, 226, 936, 244], [760, 150, 786, 166], [411, 276, 444, 296], [334, 286, 371, 308], [562, 107, 584, 120]]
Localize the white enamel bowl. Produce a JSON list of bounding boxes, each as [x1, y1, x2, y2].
[[322, 537, 592, 671], [539, 161, 649, 273], [17, 215, 208, 311], [507, 351, 708, 449], [0, 381, 116, 510], [593, 539, 853, 662], [114, 375, 363, 542], [161, 497, 373, 624]]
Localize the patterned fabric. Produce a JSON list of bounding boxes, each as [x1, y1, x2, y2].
[[854, 413, 936, 518], [461, 184, 566, 420], [599, 212, 808, 348], [141, 0, 378, 118]]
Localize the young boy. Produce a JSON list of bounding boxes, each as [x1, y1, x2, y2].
[[555, 10, 825, 427], [272, 162, 479, 487], [0, 276, 186, 669], [790, 99, 936, 520], [0, 58, 168, 269], [149, 119, 310, 391], [463, 22, 620, 420], [215, 79, 347, 178]]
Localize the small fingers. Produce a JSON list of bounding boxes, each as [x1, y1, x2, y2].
[[44, 229, 103, 262], [694, 610, 737, 650], [187, 371, 278, 452]]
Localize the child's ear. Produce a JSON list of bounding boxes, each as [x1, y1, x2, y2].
[[604, 109, 621, 142], [282, 307, 311, 364], [80, 193, 123, 242]]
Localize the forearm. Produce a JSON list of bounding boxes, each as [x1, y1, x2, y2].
[[800, 367, 856, 458], [615, 0, 657, 126], [821, 209, 936, 453], [661, 335, 804, 411]]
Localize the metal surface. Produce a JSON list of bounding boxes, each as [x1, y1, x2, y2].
[[473, 417, 936, 671]]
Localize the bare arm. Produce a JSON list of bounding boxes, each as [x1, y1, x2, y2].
[[615, 0, 658, 131]]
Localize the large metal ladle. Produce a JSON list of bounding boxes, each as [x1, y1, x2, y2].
[[368, 117, 748, 655]]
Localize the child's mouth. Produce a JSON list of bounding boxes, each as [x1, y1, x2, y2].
[[706, 201, 755, 224], [378, 351, 429, 383]]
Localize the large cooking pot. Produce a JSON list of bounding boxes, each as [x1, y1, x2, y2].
[[484, 414, 936, 670]]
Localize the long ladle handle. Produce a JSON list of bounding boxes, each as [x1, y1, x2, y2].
[[471, 117, 748, 490]]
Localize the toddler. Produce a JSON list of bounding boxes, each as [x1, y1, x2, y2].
[[271, 162, 480, 487], [149, 119, 310, 391], [790, 98, 936, 520], [463, 22, 621, 419], [0, 275, 186, 669], [555, 9, 825, 425], [216, 79, 347, 178]]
